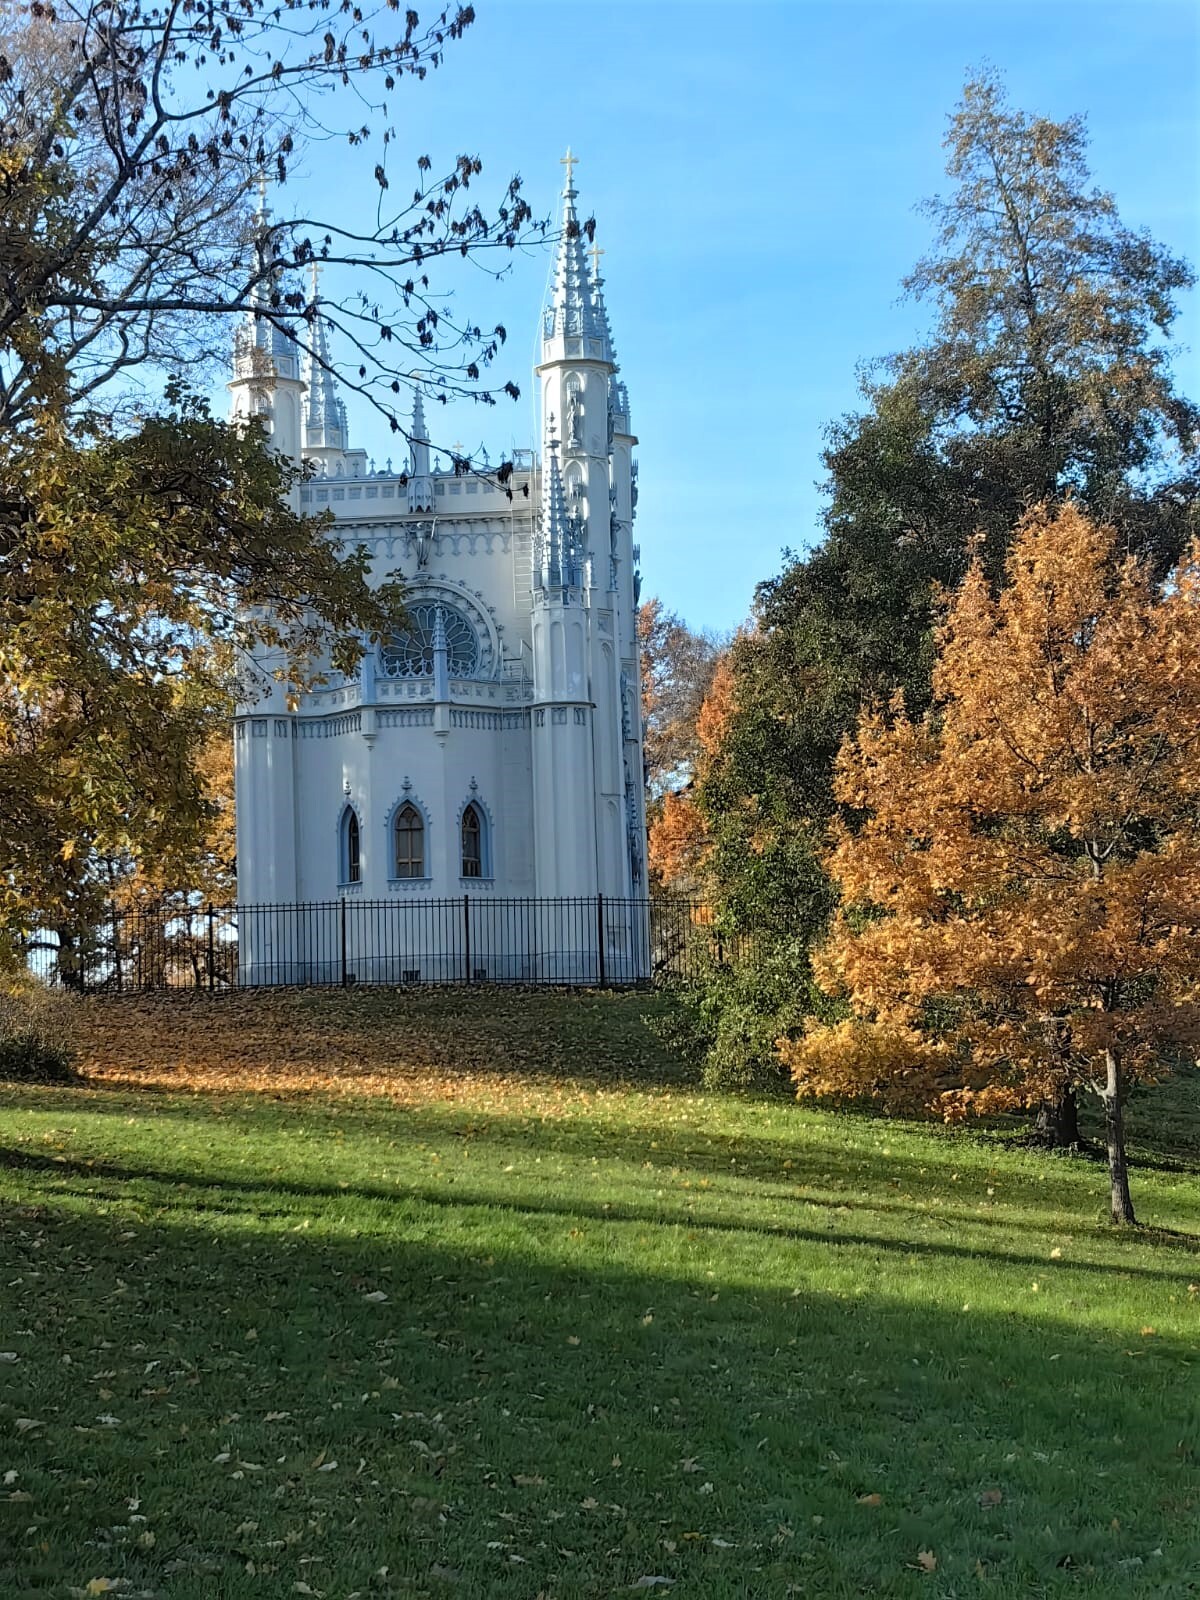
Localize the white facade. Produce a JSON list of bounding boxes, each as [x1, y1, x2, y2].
[[231, 162, 648, 983]]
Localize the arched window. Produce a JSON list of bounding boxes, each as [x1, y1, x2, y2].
[[461, 803, 484, 879], [339, 807, 361, 885], [393, 803, 425, 879]]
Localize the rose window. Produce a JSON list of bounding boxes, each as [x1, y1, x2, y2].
[[380, 602, 480, 679]]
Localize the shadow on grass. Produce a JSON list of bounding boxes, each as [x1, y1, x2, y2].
[[0, 1196, 1197, 1599], [5, 1142, 1198, 1283]]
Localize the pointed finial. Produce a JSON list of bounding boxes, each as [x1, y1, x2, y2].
[[255, 170, 270, 219], [308, 258, 322, 302], [560, 147, 579, 191]]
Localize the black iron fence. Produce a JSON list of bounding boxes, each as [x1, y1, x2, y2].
[[26, 896, 741, 993]]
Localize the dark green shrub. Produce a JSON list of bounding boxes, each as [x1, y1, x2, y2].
[[0, 978, 78, 1082]]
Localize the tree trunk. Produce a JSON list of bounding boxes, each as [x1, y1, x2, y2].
[[1034, 1087, 1082, 1148], [1103, 1047, 1137, 1226]]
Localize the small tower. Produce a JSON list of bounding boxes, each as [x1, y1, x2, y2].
[[301, 262, 351, 475], [229, 180, 305, 917], [537, 146, 614, 564], [533, 151, 645, 906], [407, 389, 435, 512], [592, 242, 645, 889], [228, 180, 305, 491], [530, 418, 598, 906]]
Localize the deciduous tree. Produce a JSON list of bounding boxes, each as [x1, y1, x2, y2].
[[782, 505, 1200, 1225], [638, 599, 726, 799]]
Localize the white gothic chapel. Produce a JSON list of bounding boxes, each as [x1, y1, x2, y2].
[[230, 159, 649, 983]]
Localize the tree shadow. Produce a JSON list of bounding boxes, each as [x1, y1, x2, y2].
[[1, 1200, 1197, 1598], [5, 1144, 1198, 1283]]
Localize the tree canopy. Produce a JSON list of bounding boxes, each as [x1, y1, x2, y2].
[[690, 71, 1198, 1090]]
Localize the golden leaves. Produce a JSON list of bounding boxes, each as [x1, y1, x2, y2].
[[788, 506, 1200, 1141]]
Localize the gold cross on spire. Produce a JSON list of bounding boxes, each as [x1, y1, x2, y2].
[[560, 146, 579, 187], [587, 243, 605, 278]]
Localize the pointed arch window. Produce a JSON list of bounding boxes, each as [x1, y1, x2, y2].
[[461, 803, 484, 879], [393, 803, 425, 880], [339, 807, 361, 886]]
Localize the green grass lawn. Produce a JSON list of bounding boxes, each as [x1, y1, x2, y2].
[[0, 989, 1198, 1598]]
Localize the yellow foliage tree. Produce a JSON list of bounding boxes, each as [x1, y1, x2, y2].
[[645, 650, 736, 892], [782, 505, 1200, 1224]]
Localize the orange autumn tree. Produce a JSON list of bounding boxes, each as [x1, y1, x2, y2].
[[781, 505, 1200, 1225], [646, 650, 737, 891]]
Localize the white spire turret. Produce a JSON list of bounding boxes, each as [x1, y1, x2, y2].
[[536, 427, 580, 594], [235, 176, 300, 380], [587, 242, 617, 369], [543, 149, 604, 345], [407, 388, 434, 512], [588, 242, 631, 435], [302, 266, 350, 454]]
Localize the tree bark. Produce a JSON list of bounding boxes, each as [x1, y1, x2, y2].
[[1034, 1086, 1082, 1148], [1103, 1047, 1137, 1226]]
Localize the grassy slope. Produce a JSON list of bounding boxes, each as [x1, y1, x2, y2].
[[0, 989, 1197, 1599]]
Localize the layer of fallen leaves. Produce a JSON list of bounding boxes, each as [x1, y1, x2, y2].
[[76, 989, 680, 1112]]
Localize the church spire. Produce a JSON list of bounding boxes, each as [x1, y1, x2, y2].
[[543, 148, 604, 345], [537, 424, 576, 592], [302, 262, 350, 454], [407, 387, 434, 512], [587, 242, 617, 368], [234, 174, 300, 379]]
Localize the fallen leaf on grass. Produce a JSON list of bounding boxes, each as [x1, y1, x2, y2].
[[14, 1418, 42, 1434], [914, 1550, 937, 1573], [978, 1488, 1003, 1508], [512, 1474, 546, 1488], [362, 1291, 388, 1303], [857, 1493, 883, 1507]]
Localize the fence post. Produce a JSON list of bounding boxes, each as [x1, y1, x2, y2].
[[340, 897, 349, 987], [207, 903, 216, 992], [463, 894, 472, 982], [596, 893, 606, 987], [112, 903, 123, 993]]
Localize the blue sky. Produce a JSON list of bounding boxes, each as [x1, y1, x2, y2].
[[294, 0, 1199, 633]]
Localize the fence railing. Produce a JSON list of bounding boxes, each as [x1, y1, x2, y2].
[[25, 896, 747, 993]]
